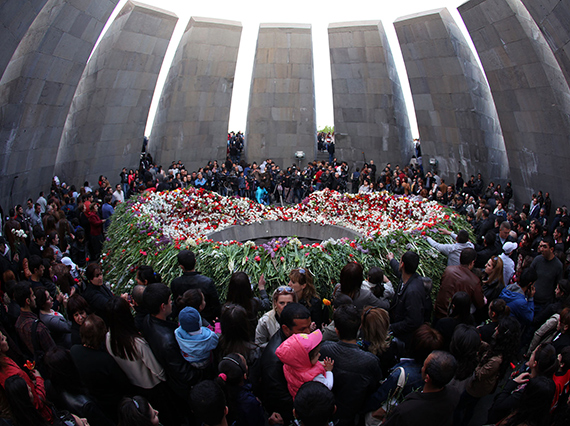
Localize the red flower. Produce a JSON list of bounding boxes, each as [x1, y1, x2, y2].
[[254, 255, 261, 262]]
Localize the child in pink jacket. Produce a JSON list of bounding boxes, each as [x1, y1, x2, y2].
[[275, 329, 334, 398]]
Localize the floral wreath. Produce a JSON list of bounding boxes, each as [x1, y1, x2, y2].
[[103, 188, 471, 298]]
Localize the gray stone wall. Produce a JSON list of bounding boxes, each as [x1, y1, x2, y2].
[[54, 1, 177, 188], [328, 21, 413, 169], [0, 0, 119, 208], [208, 220, 362, 242], [0, 0, 49, 79], [394, 7, 509, 186], [150, 16, 242, 173], [459, 0, 570, 206], [245, 24, 317, 169], [521, 0, 570, 90]]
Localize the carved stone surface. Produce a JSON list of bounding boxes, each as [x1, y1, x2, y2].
[[0, 0, 119, 207], [54, 1, 177, 188], [521, 0, 570, 89], [245, 24, 317, 169], [150, 16, 242, 173], [459, 0, 570, 205], [207, 220, 362, 242], [395, 7, 509, 184], [0, 0, 49, 79], [328, 21, 413, 169]]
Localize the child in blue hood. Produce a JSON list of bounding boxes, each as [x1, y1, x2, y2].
[[175, 306, 219, 368]]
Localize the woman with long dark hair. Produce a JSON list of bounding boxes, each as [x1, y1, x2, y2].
[[482, 256, 505, 303], [448, 325, 481, 395], [117, 395, 160, 426], [454, 316, 521, 425], [136, 266, 162, 286], [3, 375, 52, 425], [435, 291, 474, 350], [496, 376, 556, 426], [488, 343, 558, 424], [0, 331, 54, 423], [35, 286, 72, 348], [217, 304, 261, 367], [106, 297, 166, 393], [477, 298, 511, 343], [225, 272, 270, 335]]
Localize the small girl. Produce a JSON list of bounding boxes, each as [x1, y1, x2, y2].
[[275, 329, 334, 398], [175, 306, 219, 368], [216, 353, 273, 426]]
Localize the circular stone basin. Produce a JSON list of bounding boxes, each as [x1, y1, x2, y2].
[[207, 220, 362, 243]]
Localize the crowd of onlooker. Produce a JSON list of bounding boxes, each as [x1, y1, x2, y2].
[[1, 148, 570, 426]]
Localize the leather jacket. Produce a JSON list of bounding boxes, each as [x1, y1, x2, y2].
[[171, 271, 221, 322], [256, 329, 293, 423], [142, 315, 202, 399]]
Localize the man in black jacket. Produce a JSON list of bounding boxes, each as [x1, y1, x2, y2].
[[142, 283, 202, 423], [257, 303, 311, 425], [171, 250, 221, 322], [320, 305, 382, 426], [388, 251, 427, 346]]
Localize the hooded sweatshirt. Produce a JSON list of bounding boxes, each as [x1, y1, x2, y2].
[[499, 283, 534, 325], [175, 326, 219, 367], [275, 331, 328, 398]]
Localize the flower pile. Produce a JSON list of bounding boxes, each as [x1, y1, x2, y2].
[[102, 188, 472, 298]]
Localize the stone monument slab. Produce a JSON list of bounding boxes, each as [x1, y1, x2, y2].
[[245, 24, 316, 169], [395, 7, 508, 185], [150, 16, 242, 172], [459, 0, 570, 205], [54, 1, 177, 188], [329, 21, 413, 169], [0, 0, 119, 208]]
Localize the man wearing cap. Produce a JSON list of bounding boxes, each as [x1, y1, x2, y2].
[[426, 228, 474, 267], [499, 242, 518, 286]]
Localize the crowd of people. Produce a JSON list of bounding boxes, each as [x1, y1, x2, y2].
[[1, 149, 570, 426]]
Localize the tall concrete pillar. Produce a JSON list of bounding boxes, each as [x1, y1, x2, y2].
[[520, 0, 570, 90], [328, 21, 413, 169], [0, 0, 119, 208], [459, 0, 570, 206], [150, 17, 242, 172], [55, 1, 177, 188], [394, 8, 508, 185], [0, 0, 49, 79], [245, 24, 317, 169]]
